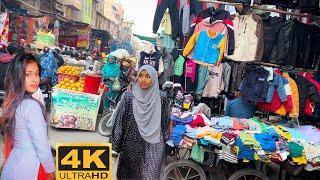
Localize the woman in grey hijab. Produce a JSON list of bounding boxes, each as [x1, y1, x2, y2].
[[110, 65, 170, 180]]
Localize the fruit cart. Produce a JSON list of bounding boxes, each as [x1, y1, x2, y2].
[[51, 65, 103, 131], [50, 87, 103, 131]]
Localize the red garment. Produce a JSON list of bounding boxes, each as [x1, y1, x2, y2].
[[257, 91, 282, 113], [283, 95, 293, 113], [189, 115, 205, 128], [274, 69, 293, 113], [300, 72, 320, 116], [304, 99, 313, 116], [3, 135, 47, 180], [192, 17, 203, 24], [0, 53, 13, 63]]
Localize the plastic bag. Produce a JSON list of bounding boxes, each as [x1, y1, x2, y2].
[[112, 77, 121, 91], [190, 144, 204, 163]]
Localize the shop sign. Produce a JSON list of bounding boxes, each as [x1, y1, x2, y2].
[[82, 0, 93, 24], [35, 31, 55, 49], [51, 88, 101, 131]]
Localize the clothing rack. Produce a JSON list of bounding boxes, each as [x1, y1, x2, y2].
[[198, 0, 243, 6], [198, 0, 320, 19], [247, 61, 316, 73]]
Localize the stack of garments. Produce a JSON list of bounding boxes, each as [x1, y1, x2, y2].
[[170, 115, 320, 169]]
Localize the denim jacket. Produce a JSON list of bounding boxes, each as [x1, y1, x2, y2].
[[266, 72, 288, 103]]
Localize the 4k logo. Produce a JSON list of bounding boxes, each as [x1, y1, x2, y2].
[[56, 144, 112, 180]]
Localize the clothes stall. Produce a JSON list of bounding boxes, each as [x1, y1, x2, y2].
[[152, 0, 320, 179]]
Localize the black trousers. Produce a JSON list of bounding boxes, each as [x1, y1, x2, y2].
[[153, 0, 180, 40]]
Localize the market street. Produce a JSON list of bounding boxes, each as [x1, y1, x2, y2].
[[1, 0, 320, 180]]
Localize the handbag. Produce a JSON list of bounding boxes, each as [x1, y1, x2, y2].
[[112, 77, 121, 91]]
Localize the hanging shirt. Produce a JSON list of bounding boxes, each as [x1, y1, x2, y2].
[[202, 65, 224, 98], [137, 50, 164, 74], [183, 30, 226, 66], [173, 55, 186, 84], [159, 31, 175, 53], [174, 55, 185, 76], [184, 59, 197, 92]]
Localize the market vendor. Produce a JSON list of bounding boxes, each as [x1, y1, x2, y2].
[[101, 55, 121, 110], [225, 89, 256, 119]]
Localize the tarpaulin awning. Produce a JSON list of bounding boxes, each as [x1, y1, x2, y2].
[[133, 33, 156, 44]]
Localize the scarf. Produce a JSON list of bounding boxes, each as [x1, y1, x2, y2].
[[132, 65, 162, 143], [102, 55, 120, 79]]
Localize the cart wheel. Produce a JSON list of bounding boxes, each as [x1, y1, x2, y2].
[[228, 168, 268, 180], [97, 111, 113, 136], [165, 160, 206, 180]]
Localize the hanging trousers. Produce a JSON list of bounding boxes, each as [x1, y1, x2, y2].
[[153, 0, 180, 40]]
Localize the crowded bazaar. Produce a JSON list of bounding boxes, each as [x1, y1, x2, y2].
[[0, 0, 320, 180]]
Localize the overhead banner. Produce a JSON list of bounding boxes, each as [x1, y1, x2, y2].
[[82, 0, 93, 24], [0, 12, 9, 47], [8, 14, 49, 44], [35, 31, 55, 49]]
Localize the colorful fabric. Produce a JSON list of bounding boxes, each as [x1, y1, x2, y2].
[[239, 132, 260, 150], [197, 126, 218, 139], [174, 55, 185, 76], [232, 118, 243, 130], [235, 137, 255, 160], [211, 116, 233, 130], [251, 118, 268, 133], [276, 137, 290, 153], [101, 55, 121, 79], [272, 125, 292, 141], [183, 30, 226, 66], [283, 127, 307, 141], [288, 141, 304, 158], [292, 156, 308, 165], [172, 125, 186, 145], [254, 133, 276, 152]]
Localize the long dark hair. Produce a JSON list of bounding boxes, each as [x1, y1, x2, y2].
[[1, 53, 42, 139]]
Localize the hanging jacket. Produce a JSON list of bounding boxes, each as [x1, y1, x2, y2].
[[275, 72, 299, 118], [183, 30, 226, 66], [293, 75, 320, 118], [194, 18, 229, 56], [261, 17, 283, 63], [257, 70, 292, 113], [159, 48, 174, 86], [266, 72, 288, 103], [276, 20, 297, 66], [241, 65, 269, 103], [222, 62, 231, 92], [188, 7, 235, 54], [139, 50, 162, 71], [299, 72, 320, 118], [228, 14, 260, 61]]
